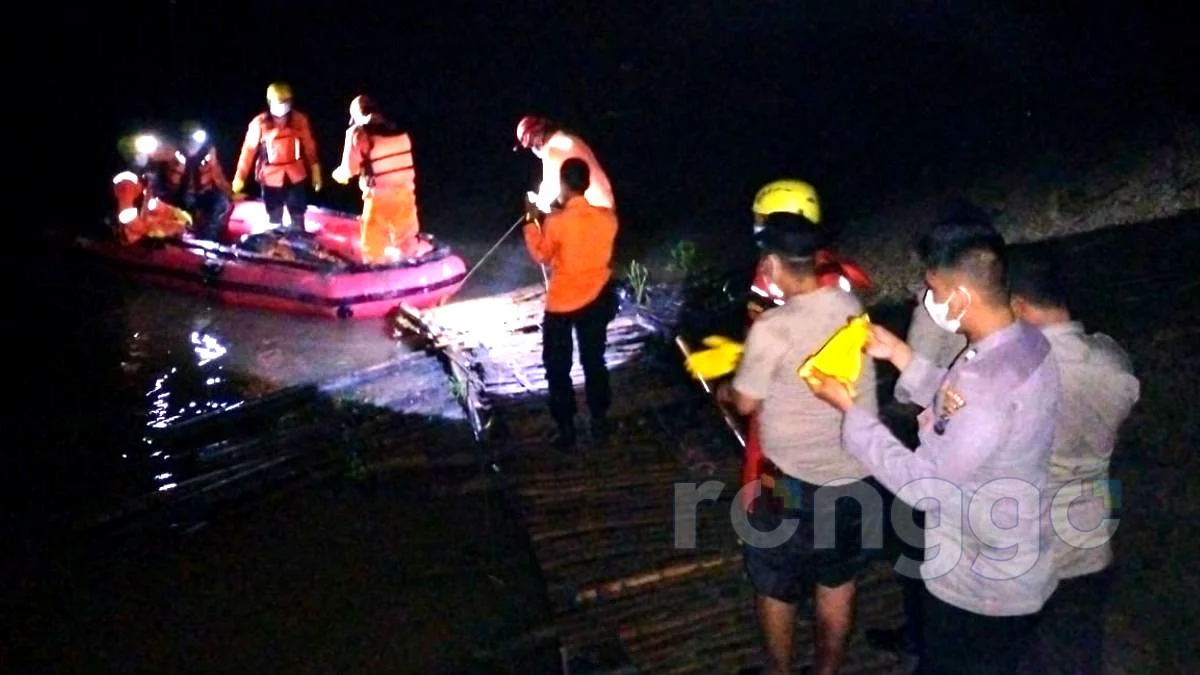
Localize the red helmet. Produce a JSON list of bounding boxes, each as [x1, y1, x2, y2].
[[515, 115, 552, 149]]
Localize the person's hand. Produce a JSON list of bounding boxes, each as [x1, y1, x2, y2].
[[231, 176, 245, 195], [523, 191, 542, 225], [331, 165, 351, 185], [806, 373, 855, 412], [865, 325, 902, 359]]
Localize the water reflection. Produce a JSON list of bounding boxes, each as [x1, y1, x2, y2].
[[13, 246, 407, 532]]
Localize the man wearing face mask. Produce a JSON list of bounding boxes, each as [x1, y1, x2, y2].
[[232, 82, 322, 232], [717, 212, 880, 675], [808, 219, 1062, 675]]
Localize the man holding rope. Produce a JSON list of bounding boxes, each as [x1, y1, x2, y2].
[[523, 158, 619, 450]]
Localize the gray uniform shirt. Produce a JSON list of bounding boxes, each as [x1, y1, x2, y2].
[[732, 287, 876, 485], [842, 320, 1061, 616], [1041, 321, 1140, 579]]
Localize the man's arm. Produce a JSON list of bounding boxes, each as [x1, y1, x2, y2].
[[523, 215, 555, 265], [533, 158, 561, 213], [233, 118, 261, 187], [208, 148, 232, 194], [842, 375, 1009, 505], [297, 112, 320, 171], [727, 320, 784, 416], [893, 352, 948, 408], [333, 127, 362, 183]]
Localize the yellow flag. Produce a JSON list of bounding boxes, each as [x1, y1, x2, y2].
[[798, 313, 871, 398]]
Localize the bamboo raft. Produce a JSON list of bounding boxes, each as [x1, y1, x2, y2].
[[395, 283, 914, 674]]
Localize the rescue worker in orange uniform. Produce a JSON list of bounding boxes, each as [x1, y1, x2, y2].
[[515, 115, 615, 212], [165, 122, 233, 241], [232, 82, 322, 232], [331, 95, 422, 264], [111, 171, 192, 245], [523, 158, 620, 450], [122, 132, 177, 201]]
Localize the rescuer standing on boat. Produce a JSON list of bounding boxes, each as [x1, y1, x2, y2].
[[515, 115, 615, 212], [523, 158, 619, 450], [165, 122, 233, 242], [332, 95, 423, 263], [232, 82, 322, 232]]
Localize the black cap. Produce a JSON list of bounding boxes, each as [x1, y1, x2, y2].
[[753, 212, 829, 258]]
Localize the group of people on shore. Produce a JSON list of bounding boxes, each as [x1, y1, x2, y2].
[[518, 123, 1139, 674], [705, 202, 1138, 674]]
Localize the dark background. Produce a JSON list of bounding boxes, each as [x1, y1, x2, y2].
[[24, 0, 1199, 247]]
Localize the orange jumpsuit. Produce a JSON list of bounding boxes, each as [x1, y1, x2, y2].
[[336, 121, 420, 263]]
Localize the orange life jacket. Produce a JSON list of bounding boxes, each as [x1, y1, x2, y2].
[[166, 147, 229, 196], [235, 111, 318, 188], [357, 125, 415, 192]]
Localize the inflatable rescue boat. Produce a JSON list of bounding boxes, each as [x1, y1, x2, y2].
[[77, 199, 468, 319]]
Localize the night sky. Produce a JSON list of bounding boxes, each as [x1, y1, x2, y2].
[[26, 2, 1200, 242]]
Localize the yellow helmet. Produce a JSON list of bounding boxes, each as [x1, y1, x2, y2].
[[266, 82, 293, 104], [752, 179, 821, 225]]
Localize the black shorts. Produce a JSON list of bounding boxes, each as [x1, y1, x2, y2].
[[742, 475, 885, 603]]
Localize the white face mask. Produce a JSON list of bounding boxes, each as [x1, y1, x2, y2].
[[269, 102, 291, 117], [923, 287, 970, 333]]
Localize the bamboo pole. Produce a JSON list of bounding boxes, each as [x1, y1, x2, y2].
[[571, 553, 742, 605]]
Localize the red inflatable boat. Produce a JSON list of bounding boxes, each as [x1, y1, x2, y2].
[[77, 199, 468, 319]]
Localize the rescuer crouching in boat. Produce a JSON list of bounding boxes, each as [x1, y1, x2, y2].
[[111, 170, 192, 245], [164, 122, 234, 242], [120, 132, 177, 202], [331, 95, 429, 265]]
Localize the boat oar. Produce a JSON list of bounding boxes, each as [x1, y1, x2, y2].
[[674, 336, 746, 447]]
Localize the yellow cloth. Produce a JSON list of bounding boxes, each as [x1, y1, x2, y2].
[[797, 313, 871, 398], [684, 335, 744, 381]]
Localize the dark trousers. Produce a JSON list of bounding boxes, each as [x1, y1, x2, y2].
[[185, 190, 232, 241], [262, 182, 307, 230], [542, 283, 617, 429], [1017, 569, 1113, 675], [878, 401, 927, 652], [884, 491, 926, 651], [917, 588, 1040, 675]]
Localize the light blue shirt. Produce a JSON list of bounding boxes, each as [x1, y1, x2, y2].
[[843, 320, 1061, 616]]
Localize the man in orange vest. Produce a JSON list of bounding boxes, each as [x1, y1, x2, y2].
[[332, 95, 422, 264], [523, 158, 619, 449], [232, 82, 322, 232], [515, 115, 615, 212], [165, 122, 233, 241]]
